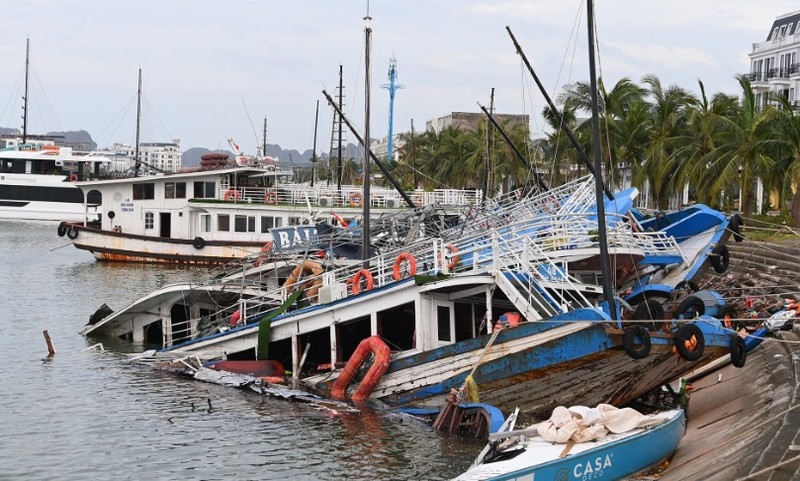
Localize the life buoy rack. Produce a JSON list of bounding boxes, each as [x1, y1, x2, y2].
[[392, 252, 418, 281], [351, 269, 375, 295], [224, 189, 241, 201], [69, 174, 78, 182], [439, 243, 460, 271], [253, 241, 273, 267], [730, 335, 747, 368], [672, 323, 705, 361], [283, 259, 325, 300], [623, 325, 651, 359], [349, 192, 364, 207], [331, 335, 391, 402], [265, 191, 278, 205]]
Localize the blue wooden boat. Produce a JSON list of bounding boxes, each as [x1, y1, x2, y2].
[[455, 408, 685, 481]]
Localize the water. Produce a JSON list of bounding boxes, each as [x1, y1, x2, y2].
[[0, 221, 479, 480]]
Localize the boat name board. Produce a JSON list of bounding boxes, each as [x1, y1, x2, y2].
[[120, 199, 134, 213], [270, 226, 319, 251]]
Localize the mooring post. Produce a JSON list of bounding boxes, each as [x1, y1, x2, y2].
[[43, 330, 55, 356]]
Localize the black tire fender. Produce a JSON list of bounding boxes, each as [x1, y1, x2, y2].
[[624, 325, 651, 359], [730, 335, 747, 368], [192, 236, 206, 250], [710, 245, 730, 273], [729, 213, 744, 242], [634, 299, 664, 331], [57, 222, 68, 237], [66, 226, 79, 240], [674, 280, 699, 294], [673, 323, 705, 361], [673, 295, 705, 319]]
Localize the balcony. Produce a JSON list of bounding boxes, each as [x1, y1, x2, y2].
[[751, 34, 800, 54]]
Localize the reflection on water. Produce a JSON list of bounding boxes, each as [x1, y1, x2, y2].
[[0, 221, 478, 480]]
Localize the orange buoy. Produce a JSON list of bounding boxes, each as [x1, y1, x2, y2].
[[440, 243, 460, 270], [283, 259, 325, 299], [265, 191, 278, 205], [224, 189, 241, 201], [351, 269, 375, 295], [349, 192, 364, 207], [392, 253, 417, 281], [332, 336, 391, 402]]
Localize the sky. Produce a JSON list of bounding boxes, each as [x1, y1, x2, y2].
[[0, 0, 796, 155]]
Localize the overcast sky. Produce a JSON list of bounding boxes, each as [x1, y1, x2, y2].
[[0, 0, 796, 154]]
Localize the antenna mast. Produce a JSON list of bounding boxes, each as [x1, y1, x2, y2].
[[22, 39, 30, 144], [381, 57, 404, 163]]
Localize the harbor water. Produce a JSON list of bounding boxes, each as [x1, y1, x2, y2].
[[0, 221, 478, 480]]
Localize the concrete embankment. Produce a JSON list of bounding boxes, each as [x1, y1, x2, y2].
[[659, 240, 800, 480]]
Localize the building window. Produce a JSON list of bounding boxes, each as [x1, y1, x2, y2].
[[194, 181, 216, 199], [133, 183, 155, 200], [235, 215, 256, 233], [165, 182, 186, 199], [217, 214, 230, 231], [200, 214, 211, 233], [144, 212, 154, 229]]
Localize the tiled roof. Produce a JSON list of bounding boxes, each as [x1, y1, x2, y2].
[[767, 12, 800, 40]]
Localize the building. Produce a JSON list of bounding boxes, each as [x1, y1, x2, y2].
[[102, 140, 182, 174], [370, 134, 406, 163], [426, 112, 529, 134], [748, 10, 800, 107]]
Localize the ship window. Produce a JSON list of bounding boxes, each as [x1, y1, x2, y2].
[[144, 212, 154, 229], [217, 214, 230, 231], [437, 305, 452, 342], [288, 216, 303, 226], [193, 181, 215, 199], [260, 216, 275, 233], [133, 183, 155, 200], [235, 215, 256, 233], [165, 182, 186, 199], [200, 214, 211, 233]]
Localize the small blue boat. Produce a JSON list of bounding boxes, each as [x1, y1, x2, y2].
[[455, 407, 685, 481]]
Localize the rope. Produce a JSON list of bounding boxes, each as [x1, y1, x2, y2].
[[734, 453, 800, 480]]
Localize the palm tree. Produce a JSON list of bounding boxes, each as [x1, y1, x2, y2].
[[766, 95, 800, 223]]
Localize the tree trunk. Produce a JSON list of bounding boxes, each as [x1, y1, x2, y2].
[[791, 184, 800, 227]]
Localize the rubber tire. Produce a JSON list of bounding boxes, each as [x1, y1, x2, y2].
[[634, 299, 664, 331], [730, 335, 747, 368], [192, 236, 206, 250], [57, 222, 68, 237], [710, 245, 730, 273], [673, 295, 705, 319], [624, 325, 651, 359], [66, 227, 79, 240], [730, 213, 744, 242], [673, 323, 705, 362], [675, 280, 699, 294]]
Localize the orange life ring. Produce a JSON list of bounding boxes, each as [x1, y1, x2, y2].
[[283, 259, 325, 300], [332, 335, 391, 402], [439, 243, 460, 270], [351, 269, 375, 295], [229, 309, 242, 327], [392, 253, 417, 281], [265, 191, 277, 205], [224, 189, 241, 201], [349, 192, 364, 207], [253, 241, 273, 267], [69, 174, 78, 182], [411, 192, 424, 207]]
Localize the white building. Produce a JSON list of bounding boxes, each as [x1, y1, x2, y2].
[[748, 10, 800, 107], [102, 139, 182, 174]]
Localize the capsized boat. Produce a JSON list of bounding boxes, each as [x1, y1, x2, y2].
[[455, 405, 684, 481]]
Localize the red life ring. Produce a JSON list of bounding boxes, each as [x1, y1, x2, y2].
[[439, 243, 460, 270], [224, 189, 241, 201], [349, 192, 364, 207], [411, 192, 424, 207], [392, 252, 417, 281], [283, 259, 325, 300], [332, 336, 391, 402], [265, 191, 277, 205], [351, 269, 375, 295], [69, 174, 78, 182]]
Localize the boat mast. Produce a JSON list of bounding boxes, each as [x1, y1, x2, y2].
[[134, 68, 142, 177], [337, 65, 344, 191], [262, 117, 268, 158], [586, 0, 617, 319], [22, 39, 30, 144], [362, 6, 372, 261], [311, 100, 319, 187], [483, 87, 495, 200]]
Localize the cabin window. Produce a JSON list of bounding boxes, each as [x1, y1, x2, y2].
[[217, 214, 230, 231], [133, 183, 155, 200], [144, 212, 154, 229], [199, 214, 211, 233], [288, 216, 303, 226], [260, 216, 274, 232], [235, 215, 256, 233], [437, 304, 453, 343], [165, 182, 186, 199], [193, 181, 215, 199]]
